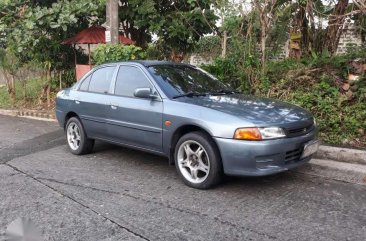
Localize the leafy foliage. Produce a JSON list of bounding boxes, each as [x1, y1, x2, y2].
[[145, 43, 167, 60], [282, 79, 366, 146], [92, 44, 145, 65], [120, 0, 217, 56], [0, 0, 104, 70], [201, 57, 241, 89], [264, 51, 366, 147], [193, 36, 221, 57], [0, 48, 21, 77], [203, 48, 366, 147]]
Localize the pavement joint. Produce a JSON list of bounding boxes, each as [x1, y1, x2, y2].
[[37, 177, 278, 240], [3, 163, 151, 241]]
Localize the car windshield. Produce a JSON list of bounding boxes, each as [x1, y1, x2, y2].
[[148, 65, 233, 98]]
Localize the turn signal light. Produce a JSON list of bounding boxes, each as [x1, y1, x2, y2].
[[234, 128, 262, 141]]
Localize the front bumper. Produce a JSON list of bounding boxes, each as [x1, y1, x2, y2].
[[214, 129, 317, 176]]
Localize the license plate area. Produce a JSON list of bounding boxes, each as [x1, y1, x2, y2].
[[301, 140, 319, 159]]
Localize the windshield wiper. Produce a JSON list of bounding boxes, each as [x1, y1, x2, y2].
[[209, 89, 239, 95], [172, 92, 207, 99]]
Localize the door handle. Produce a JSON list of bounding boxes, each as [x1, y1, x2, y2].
[[74, 98, 80, 104]]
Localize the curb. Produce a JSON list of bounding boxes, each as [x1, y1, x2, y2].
[[315, 145, 366, 165], [297, 158, 366, 186], [0, 108, 56, 121]]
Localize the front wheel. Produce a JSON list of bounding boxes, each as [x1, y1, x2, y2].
[[174, 131, 223, 189], [65, 117, 94, 155]]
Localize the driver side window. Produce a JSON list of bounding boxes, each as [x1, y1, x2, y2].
[[115, 66, 152, 97]]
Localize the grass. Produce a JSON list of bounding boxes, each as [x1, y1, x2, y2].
[[0, 85, 11, 108], [0, 77, 46, 109]]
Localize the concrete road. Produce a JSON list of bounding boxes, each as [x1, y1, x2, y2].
[[0, 114, 365, 241]]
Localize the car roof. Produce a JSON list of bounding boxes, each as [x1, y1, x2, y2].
[[99, 60, 191, 68]]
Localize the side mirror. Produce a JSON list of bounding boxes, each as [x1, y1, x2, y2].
[[134, 88, 158, 99]]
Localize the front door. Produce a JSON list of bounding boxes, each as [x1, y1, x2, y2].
[[106, 65, 163, 152]]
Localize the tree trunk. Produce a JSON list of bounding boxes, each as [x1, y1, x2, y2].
[[46, 85, 50, 108], [221, 30, 227, 58], [323, 0, 349, 55], [23, 81, 26, 99], [59, 71, 63, 89], [253, 0, 277, 73], [300, 7, 309, 56], [10, 75, 16, 104], [260, 29, 267, 73], [46, 68, 51, 109]]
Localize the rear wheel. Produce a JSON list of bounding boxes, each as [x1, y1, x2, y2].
[[65, 117, 94, 155], [174, 131, 223, 189]]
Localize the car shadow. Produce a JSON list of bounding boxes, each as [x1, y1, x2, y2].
[[91, 141, 305, 191]]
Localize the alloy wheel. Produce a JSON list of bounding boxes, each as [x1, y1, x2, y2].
[[177, 140, 210, 184], [67, 122, 81, 151]]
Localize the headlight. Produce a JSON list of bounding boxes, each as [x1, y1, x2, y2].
[[234, 127, 286, 141], [258, 127, 286, 139], [313, 117, 317, 127]]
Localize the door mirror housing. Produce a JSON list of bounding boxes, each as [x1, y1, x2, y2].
[[134, 88, 158, 99]]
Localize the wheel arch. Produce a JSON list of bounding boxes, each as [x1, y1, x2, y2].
[[168, 124, 221, 165], [64, 111, 79, 129]]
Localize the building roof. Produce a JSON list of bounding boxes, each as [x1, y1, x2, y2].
[[61, 25, 134, 45]]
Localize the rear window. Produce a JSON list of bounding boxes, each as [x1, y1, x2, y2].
[[88, 67, 115, 93], [79, 75, 91, 91]]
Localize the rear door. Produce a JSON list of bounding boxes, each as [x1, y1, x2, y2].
[[106, 64, 163, 152], [75, 66, 116, 140]]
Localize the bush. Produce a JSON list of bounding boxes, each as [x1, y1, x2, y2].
[[193, 36, 221, 58], [203, 51, 366, 147], [201, 53, 261, 93], [263, 52, 366, 147], [92, 44, 145, 65], [0, 77, 44, 109], [284, 80, 366, 146], [50, 69, 76, 89], [145, 43, 166, 60], [201, 57, 239, 88]]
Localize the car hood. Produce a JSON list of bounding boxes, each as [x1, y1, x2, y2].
[[176, 94, 313, 125]]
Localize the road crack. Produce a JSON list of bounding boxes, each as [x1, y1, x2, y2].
[[4, 163, 150, 241], [38, 177, 278, 240]]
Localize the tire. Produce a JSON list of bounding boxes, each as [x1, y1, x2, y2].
[[65, 117, 94, 155], [174, 131, 223, 189]]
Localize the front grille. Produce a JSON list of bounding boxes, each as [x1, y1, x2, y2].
[[285, 148, 303, 163], [285, 124, 314, 138]]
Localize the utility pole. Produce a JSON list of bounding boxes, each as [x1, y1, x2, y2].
[[106, 0, 119, 44]]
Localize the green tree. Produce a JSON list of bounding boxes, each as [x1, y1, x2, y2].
[[0, 0, 104, 67], [214, 0, 239, 57], [119, 0, 217, 60], [0, 0, 105, 107], [323, 0, 349, 54]]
